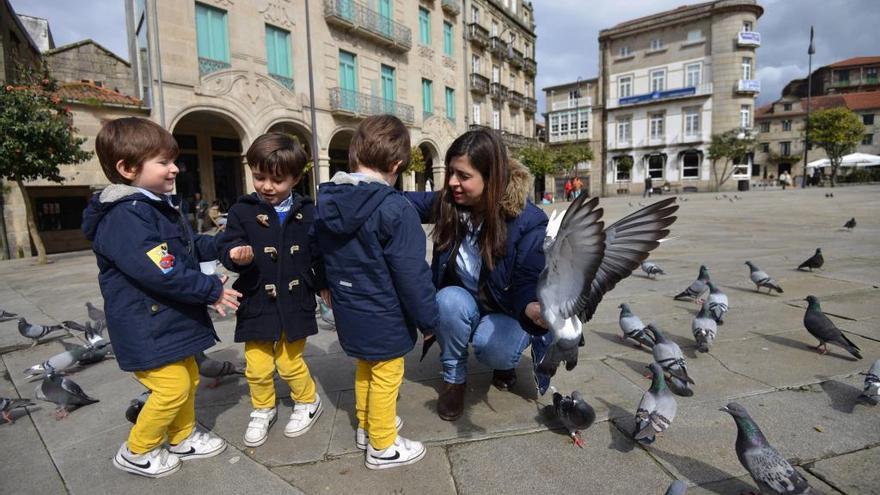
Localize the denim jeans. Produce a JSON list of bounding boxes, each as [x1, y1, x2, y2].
[[435, 286, 531, 384]]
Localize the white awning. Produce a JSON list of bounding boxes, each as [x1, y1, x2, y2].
[[805, 153, 880, 170]]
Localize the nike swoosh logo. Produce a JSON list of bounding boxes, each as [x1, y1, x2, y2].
[[370, 451, 401, 461], [175, 447, 196, 455], [123, 456, 151, 469], [309, 410, 318, 419]]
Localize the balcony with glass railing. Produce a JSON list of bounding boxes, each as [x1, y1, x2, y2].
[[469, 73, 489, 94], [608, 83, 713, 109], [736, 31, 761, 47], [467, 23, 489, 47], [324, 0, 412, 52], [441, 0, 460, 16], [736, 79, 761, 94], [328, 87, 414, 123]]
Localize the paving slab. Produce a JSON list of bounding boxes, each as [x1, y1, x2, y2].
[[807, 447, 880, 495], [689, 471, 838, 495], [787, 288, 880, 322]]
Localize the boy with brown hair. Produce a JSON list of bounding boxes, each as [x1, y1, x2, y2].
[[82, 117, 241, 478], [314, 115, 438, 469]]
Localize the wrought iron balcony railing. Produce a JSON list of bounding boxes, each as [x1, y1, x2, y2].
[[324, 0, 412, 52], [469, 73, 489, 94], [328, 87, 414, 123], [467, 23, 489, 47]]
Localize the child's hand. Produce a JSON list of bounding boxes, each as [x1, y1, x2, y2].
[[229, 245, 254, 265], [319, 288, 332, 308], [212, 288, 242, 317], [525, 302, 548, 328]]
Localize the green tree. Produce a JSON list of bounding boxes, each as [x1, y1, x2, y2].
[[515, 145, 560, 200], [707, 128, 755, 191], [553, 143, 593, 178], [409, 146, 426, 174], [807, 107, 865, 187], [0, 71, 92, 263]]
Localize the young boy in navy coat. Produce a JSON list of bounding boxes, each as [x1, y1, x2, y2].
[[82, 117, 241, 478], [216, 133, 327, 447], [314, 115, 438, 469]]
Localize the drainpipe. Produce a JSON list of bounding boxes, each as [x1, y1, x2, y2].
[[304, 0, 321, 193], [149, 0, 166, 127]]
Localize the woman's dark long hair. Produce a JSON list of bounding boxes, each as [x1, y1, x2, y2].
[[432, 130, 509, 270]]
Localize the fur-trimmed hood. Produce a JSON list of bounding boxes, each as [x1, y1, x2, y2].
[[500, 159, 534, 218]]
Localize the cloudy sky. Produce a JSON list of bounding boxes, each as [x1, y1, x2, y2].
[[11, 0, 880, 119]]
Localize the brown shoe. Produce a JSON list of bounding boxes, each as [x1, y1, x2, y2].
[[437, 382, 466, 421], [492, 369, 517, 390]]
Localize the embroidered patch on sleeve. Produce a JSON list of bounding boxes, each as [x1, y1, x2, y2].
[[146, 243, 175, 274]]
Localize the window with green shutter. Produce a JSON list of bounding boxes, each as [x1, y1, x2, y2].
[[339, 50, 358, 111], [445, 87, 455, 121], [265, 25, 292, 89], [419, 7, 431, 45], [443, 22, 453, 56], [422, 79, 433, 117], [195, 2, 229, 70]]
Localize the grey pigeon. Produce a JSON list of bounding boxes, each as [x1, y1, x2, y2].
[[18, 318, 66, 346], [0, 310, 18, 322], [692, 302, 717, 353], [195, 351, 245, 388], [549, 387, 596, 448], [125, 390, 152, 424], [23, 345, 92, 378], [641, 260, 665, 279], [843, 218, 856, 230], [34, 372, 99, 419], [648, 324, 694, 397], [536, 196, 678, 380], [1, 397, 35, 423], [721, 402, 812, 494], [745, 261, 784, 294], [665, 480, 688, 495], [318, 296, 335, 328], [803, 295, 862, 359], [63, 319, 106, 344], [618, 303, 654, 349], [860, 359, 880, 405], [706, 281, 729, 325], [797, 248, 823, 272], [85, 302, 105, 323], [76, 341, 113, 365], [634, 362, 677, 444], [674, 265, 709, 301]]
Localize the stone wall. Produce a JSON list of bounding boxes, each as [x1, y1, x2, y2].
[[45, 42, 133, 94]]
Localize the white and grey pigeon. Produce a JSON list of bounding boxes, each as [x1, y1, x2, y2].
[[63, 319, 106, 345], [803, 295, 862, 359], [618, 303, 654, 349], [18, 318, 66, 346], [665, 480, 688, 495], [745, 261, 784, 294], [634, 362, 677, 444], [647, 324, 694, 397], [550, 386, 596, 448], [1, 397, 35, 423], [674, 265, 710, 301], [125, 390, 152, 424], [860, 359, 880, 405], [721, 402, 812, 494], [0, 310, 18, 322], [706, 281, 729, 325], [640, 261, 665, 279], [23, 344, 93, 378], [535, 195, 678, 383], [34, 372, 99, 419], [195, 351, 245, 388], [692, 301, 717, 353]]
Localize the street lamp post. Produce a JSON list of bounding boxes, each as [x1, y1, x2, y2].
[[801, 26, 815, 188]]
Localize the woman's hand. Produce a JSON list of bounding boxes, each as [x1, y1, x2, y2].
[[319, 288, 332, 308], [525, 301, 548, 328]]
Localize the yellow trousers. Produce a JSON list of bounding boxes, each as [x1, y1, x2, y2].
[[128, 356, 198, 454], [245, 334, 316, 409], [355, 357, 404, 450]]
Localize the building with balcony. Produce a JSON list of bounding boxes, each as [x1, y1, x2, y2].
[[599, 0, 763, 195], [783, 56, 880, 98], [466, 0, 538, 153]]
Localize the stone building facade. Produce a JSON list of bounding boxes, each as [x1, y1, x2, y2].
[[44, 40, 134, 94]]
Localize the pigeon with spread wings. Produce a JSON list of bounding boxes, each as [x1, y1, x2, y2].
[[534, 195, 678, 389]]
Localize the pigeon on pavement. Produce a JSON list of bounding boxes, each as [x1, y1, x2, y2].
[[125, 390, 152, 424], [18, 318, 66, 346], [618, 303, 654, 349], [803, 295, 862, 359], [720, 402, 812, 495], [23, 345, 92, 378], [692, 302, 717, 353], [797, 248, 824, 272], [534, 195, 678, 387], [34, 372, 99, 419], [641, 261, 665, 279], [85, 302, 106, 323], [550, 387, 596, 448], [1, 397, 35, 423], [674, 265, 709, 301], [745, 261, 784, 294], [843, 218, 856, 230], [648, 324, 694, 397], [706, 281, 729, 325], [634, 362, 677, 444], [860, 359, 880, 405], [665, 480, 688, 495], [195, 351, 245, 388], [0, 310, 18, 322]]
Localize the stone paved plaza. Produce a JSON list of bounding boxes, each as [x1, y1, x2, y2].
[[1, 185, 879, 494]]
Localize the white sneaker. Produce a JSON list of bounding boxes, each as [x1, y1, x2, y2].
[[243, 408, 277, 447], [113, 442, 181, 478], [284, 394, 323, 437], [356, 416, 404, 450], [365, 435, 426, 470], [168, 427, 226, 460]]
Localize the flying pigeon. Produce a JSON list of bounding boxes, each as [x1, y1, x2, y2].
[[860, 359, 880, 405], [803, 295, 862, 359], [63, 319, 106, 344], [1, 397, 35, 423], [534, 195, 678, 385], [797, 248, 823, 272], [85, 301, 106, 323], [720, 402, 812, 494], [634, 362, 677, 444], [195, 351, 245, 388], [706, 281, 729, 325], [665, 480, 688, 495], [647, 324, 694, 397], [843, 218, 856, 230], [125, 390, 152, 424], [692, 302, 717, 353], [550, 386, 596, 448], [640, 261, 665, 279], [34, 372, 99, 419], [618, 303, 654, 349], [0, 310, 18, 322], [18, 318, 66, 346], [745, 261, 784, 294], [673, 265, 709, 302]]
